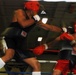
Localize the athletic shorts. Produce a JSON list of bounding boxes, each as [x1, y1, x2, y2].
[[54, 60, 70, 75], [54, 59, 76, 74], [3, 37, 35, 60], [72, 66, 76, 74]]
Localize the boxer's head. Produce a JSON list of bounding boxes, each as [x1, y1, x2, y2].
[[24, 1, 40, 13], [67, 22, 76, 34]]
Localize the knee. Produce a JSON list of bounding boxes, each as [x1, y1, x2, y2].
[[24, 58, 41, 71], [2, 49, 15, 62], [33, 61, 41, 71]]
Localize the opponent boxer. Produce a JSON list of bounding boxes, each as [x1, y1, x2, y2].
[[0, 1, 62, 75], [33, 22, 76, 75], [52, 22, 76, 75]]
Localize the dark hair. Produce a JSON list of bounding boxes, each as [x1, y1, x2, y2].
[[67, 22, 75, 34]]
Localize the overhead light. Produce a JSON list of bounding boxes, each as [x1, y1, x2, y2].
[[41, 10, 46, 15], [40, 4, 47, 15], [40, 4, 48, 24], [43, 0, 64, 2], [42, 18, 48, 24], [65, 0, 76, 2], [43, 0, 76, 2], [40, 10, 48, 24], [37, 37, 43, 42]]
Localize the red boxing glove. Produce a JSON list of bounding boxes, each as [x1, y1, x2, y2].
[[60, 33, 74, 41], [33, 44, 48, 55]]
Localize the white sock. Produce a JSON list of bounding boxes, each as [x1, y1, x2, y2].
[[32, 72, 41, 75], [0, 58, 5, 69]]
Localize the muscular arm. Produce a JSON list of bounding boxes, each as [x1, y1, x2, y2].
[[13, 9, 35, 28], [47, 33, 75, 49], [37, 21, 62, 32], [32, 36, 61, 55], [46, 36, 61, 49], [13, 9, 62, 32]]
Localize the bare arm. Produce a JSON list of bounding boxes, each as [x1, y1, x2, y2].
[[46, 36, 61, 49], [37, 21, 62, 32], [13, 9, 35, 28]]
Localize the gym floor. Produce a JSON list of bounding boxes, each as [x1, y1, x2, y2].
[[0, 52, 59, 75]]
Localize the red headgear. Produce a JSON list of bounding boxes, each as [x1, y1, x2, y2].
[[24, 1, 40, 13]]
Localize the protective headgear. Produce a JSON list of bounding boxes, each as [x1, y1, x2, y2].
[[24, 1, 40, 13], [67, 22, 76, 34]]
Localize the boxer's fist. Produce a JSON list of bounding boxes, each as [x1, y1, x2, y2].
[[33, 44, 48, 55], [60, 33, 74, 41]]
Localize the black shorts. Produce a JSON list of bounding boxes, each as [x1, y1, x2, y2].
[[4, 37, 35, 60]]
